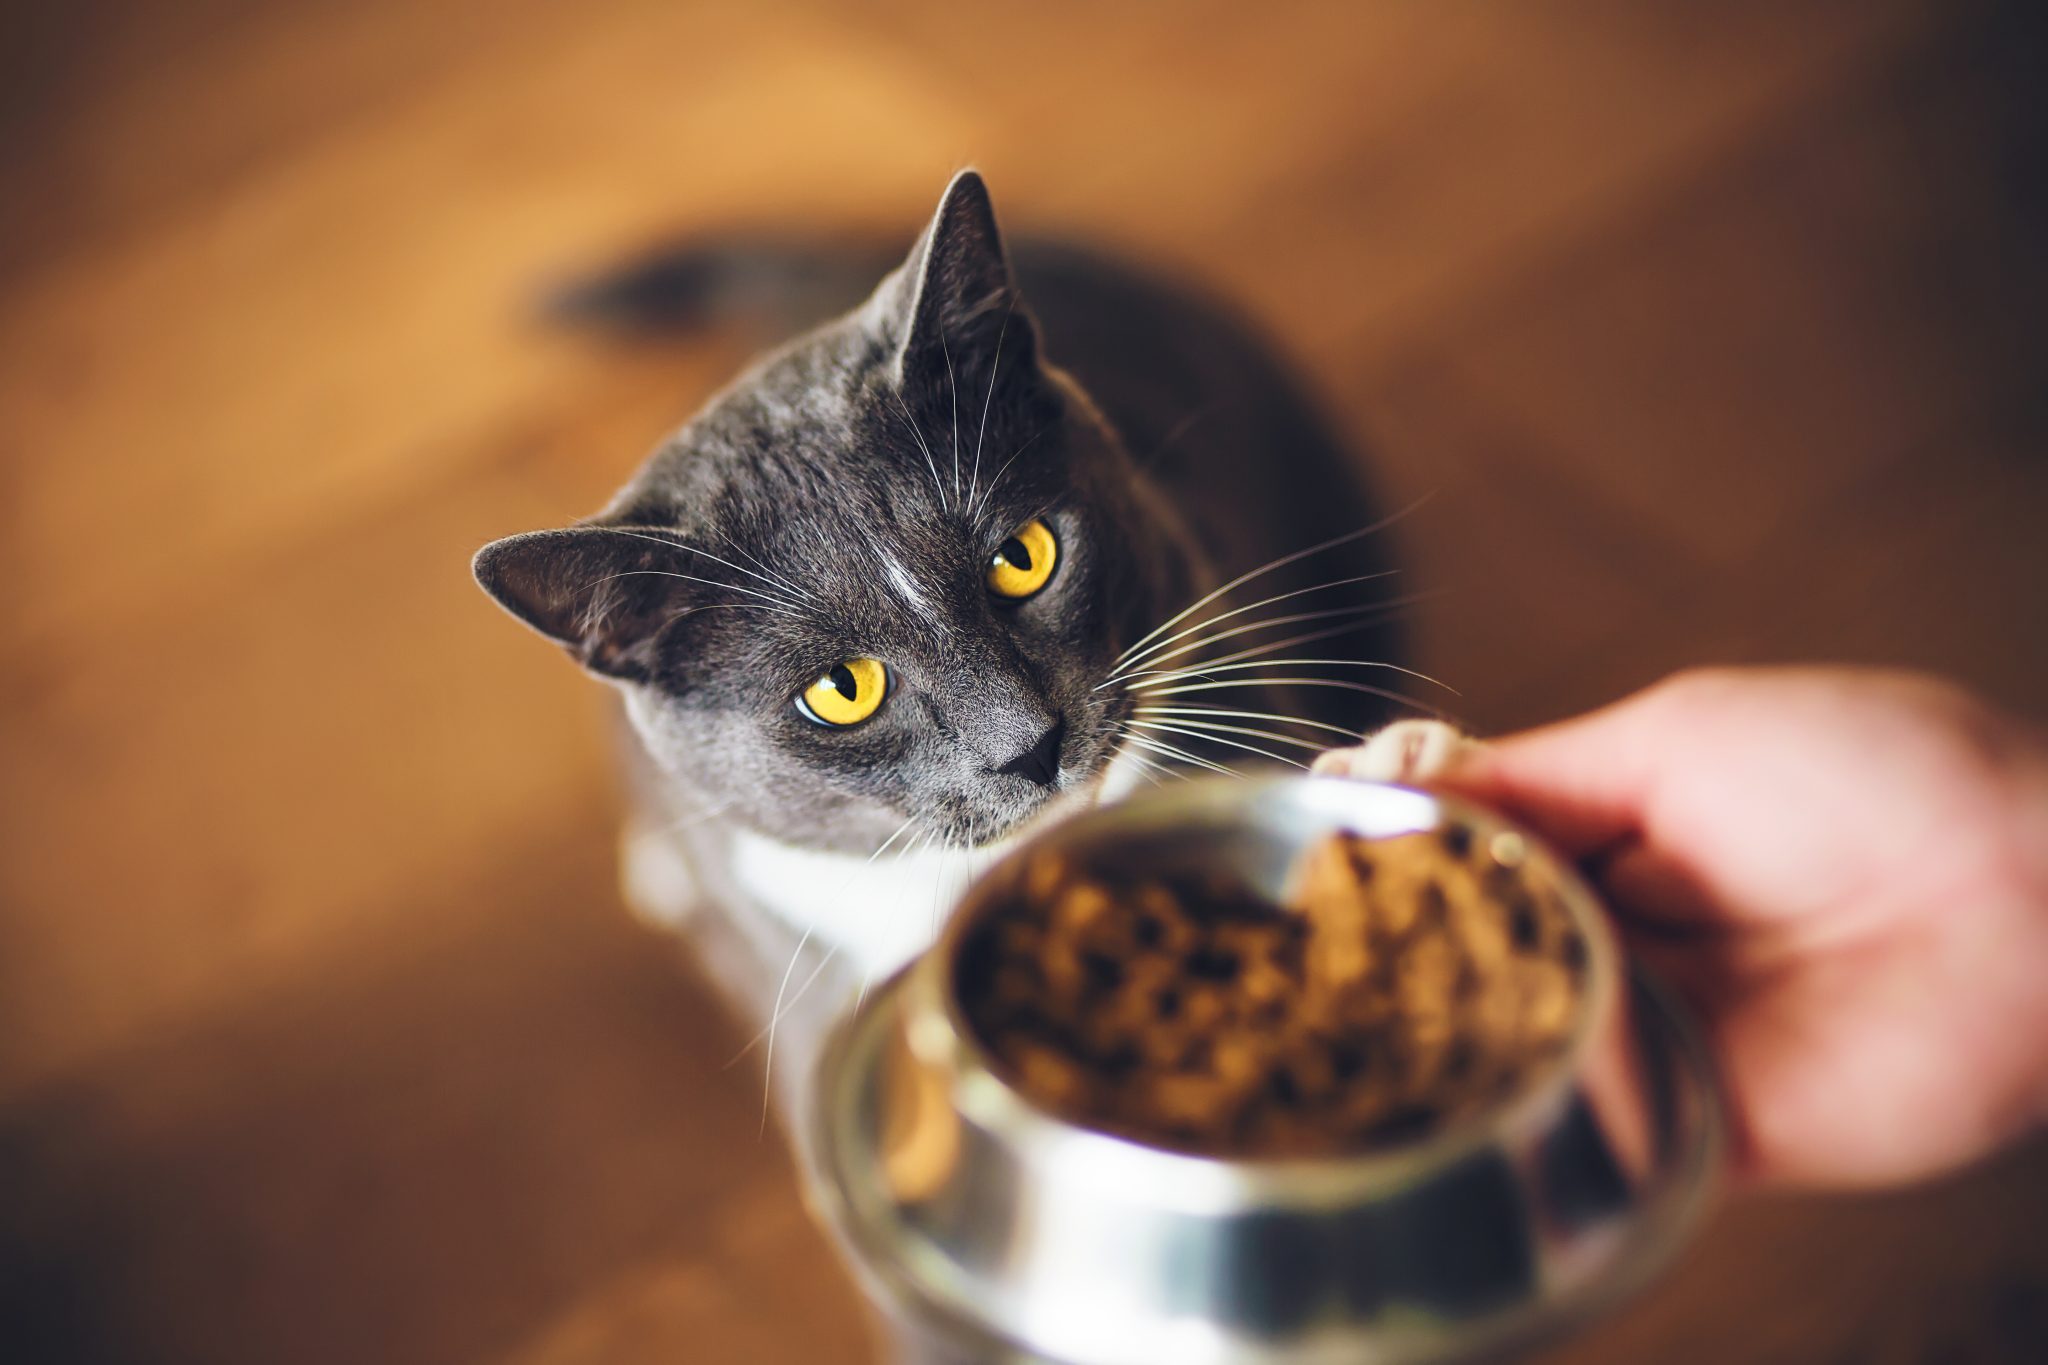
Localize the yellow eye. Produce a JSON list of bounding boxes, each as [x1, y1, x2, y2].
[[987, 518, 1058, 600], [798, 657, 891, 727]]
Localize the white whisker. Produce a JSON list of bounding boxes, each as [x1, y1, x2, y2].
[[1128, 715, 1329, 756], [1120, 752, 1169, 786], [1111, 737, 1184, 784], [975, 428, 1047, 514], [866, 813, 921, 863], [591, 528, 808, 610], [1114, 492, 1436, 665], [970, 299, 1014, 508], [711, 527, 811, 601], [941, 331, 961, 507], [892, 392, 947, 503], [1136, 676, 1447, 719], [594, 568, 804, 616], [1116, 729, 1243, 779], [1125, 718, 1308, 768], [1126, 657, 1458, 696], [1109, 571, 1399, 679], [658, 600, 799, 631], [1138, 403, 1215, 471], [1104, 592, 1442, 692], [1102, 602, 1402, 689], [760, 923, 821, 1137], [660, 801, 735, 835], [1131, 704, 1365, 743], [1174, 594, 1440, 673]]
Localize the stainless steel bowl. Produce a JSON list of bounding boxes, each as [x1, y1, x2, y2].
[[808, 778, 1722, 1365]]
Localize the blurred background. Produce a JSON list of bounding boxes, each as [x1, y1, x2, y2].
[[3, 0, 2046, 1360]]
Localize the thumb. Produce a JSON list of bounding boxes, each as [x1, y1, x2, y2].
[[1435, 684, 1680, 859]]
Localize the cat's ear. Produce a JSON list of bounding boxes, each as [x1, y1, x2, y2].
[[896, 170, 1040, 383], [473, 527, 693, 681]]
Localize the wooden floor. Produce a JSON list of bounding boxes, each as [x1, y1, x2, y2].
[[4, 1, 2047, 1360]]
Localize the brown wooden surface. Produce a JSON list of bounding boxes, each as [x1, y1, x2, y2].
[[4, 1, 2046, 1361]]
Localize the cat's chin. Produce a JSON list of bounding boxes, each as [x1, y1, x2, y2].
[[956, 739, 1149, 849]]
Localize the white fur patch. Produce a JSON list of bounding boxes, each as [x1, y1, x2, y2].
[[727, 743, 1151, 980], [879, 549, 940, 624]]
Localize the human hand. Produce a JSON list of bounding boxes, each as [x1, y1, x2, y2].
[[1421, 667, 2048, 1190]]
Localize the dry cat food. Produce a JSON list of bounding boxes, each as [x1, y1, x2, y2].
[[953, 825, 1590, 1157]]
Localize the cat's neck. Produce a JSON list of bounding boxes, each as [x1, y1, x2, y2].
[[723, 746, 1152, 982], [724, 829, 1003, 981]]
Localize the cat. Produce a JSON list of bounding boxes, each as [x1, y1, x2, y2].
[[473, 170, 1458, 1118]]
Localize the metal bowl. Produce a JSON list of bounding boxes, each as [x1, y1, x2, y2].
[[808, 777, 1722, 1365]]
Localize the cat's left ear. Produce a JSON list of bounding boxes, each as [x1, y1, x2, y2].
[[472, 526, 698, 682], [896, 170, 1041, 386]]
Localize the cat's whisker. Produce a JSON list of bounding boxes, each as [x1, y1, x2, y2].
[[1102, 602, 1404, 688], [759, 923, 822, 1137], [1136, 402, 1216, 473], [1126, 656, 1459, 696], [658, 600, 801, 632], [590, 528, 808, 611], [725, 941, 832, 1067], [1111, 739, 1185, 784], [941, 330, 961, 508], [659, 800, 735, 835], [1101, 610, 1378, 693], [1115, 728, 1244, 779], [1136, 675, 1449, 720], [1174, 593, 1443, 673], [892, 392, 948, 504], [1108, 571, 1400, 679], [974, 428, 1047, 514], [594, 568, 804, 616], [866, 813, 922, 864], [1127, 715, 1330, 756], [723, 815, 921, 1080], [969, 298, 1014, 508], [1101, 592, 1443, 693], [1123, 718, 1310, 769], [1123, 756, 1168, 787], [1132, 704, 1365, 743], [1113, 492, 1437, 665], [711, 527, 813, 602]]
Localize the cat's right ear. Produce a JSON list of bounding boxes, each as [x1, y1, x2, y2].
[[473, 527, 693, 682], [893, 170, 1040, 386]]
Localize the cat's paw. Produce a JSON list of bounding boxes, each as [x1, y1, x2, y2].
[[1312, 720, 1478, 785]]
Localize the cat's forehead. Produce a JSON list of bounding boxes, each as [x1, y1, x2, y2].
[[652, 359, 1044, 547]]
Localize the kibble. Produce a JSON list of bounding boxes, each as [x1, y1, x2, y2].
[[954, 825, 1589, 1157]]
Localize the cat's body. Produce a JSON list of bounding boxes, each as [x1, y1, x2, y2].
[[477, 173, 1409, 1117]]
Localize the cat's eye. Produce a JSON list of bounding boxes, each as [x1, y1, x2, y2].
[[797, 657, 891, 727], [987, 518, 1059, 601]]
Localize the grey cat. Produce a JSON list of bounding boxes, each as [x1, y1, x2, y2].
[[474, 171, 1417, 1117]]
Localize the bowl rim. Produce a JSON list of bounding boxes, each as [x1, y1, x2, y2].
[[808, 924, 1723, 1365], [915, 774, 1625, 1201]]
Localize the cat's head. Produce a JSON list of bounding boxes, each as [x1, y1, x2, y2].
[[476, 172, 1189, 852]]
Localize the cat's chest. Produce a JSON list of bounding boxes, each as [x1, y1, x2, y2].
[[719, 748, 1152, 983], [723, 829, 1009, 982]]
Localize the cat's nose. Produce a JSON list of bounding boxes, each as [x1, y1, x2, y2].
[[994, 720, 1065, 787]]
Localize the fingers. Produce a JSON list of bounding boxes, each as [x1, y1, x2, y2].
[[1435, 683, 1681, 858], [1311, 720, 1478, 784]]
